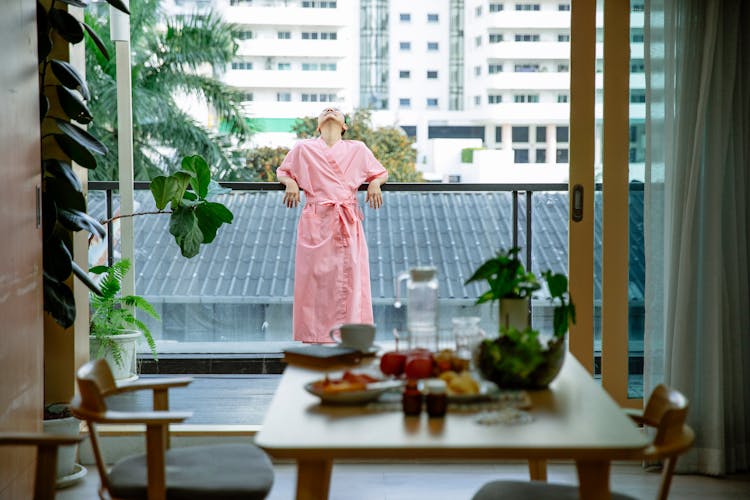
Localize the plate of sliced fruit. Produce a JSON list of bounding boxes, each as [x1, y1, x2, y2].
[[305, 371, 404, 405], [437, 370, 500, 403]]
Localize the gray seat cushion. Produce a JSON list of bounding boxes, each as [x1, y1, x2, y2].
[[109, 443, 274, 500], [472, 480, 637, 500]]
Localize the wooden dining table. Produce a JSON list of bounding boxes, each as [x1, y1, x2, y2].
[[255, 354, 648, 500]]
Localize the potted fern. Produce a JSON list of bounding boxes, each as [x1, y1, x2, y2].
[[89, 259, 159, 381]]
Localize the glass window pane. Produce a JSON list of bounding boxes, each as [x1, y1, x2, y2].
[[512, 126, 529, 142], [536, 126, 546, 142], [535, 148, 546, 163], [514, 148, 529, 163]]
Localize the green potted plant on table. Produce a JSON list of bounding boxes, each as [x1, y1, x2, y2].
[[466, 248, 576, 389], [89, 259, 159, 381], [464, 247, 540, 331]]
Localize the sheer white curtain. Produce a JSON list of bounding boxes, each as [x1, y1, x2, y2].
[[644, 0, 750, 475]]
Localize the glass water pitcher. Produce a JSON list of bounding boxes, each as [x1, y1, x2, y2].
[[394, 267, 439, 351]]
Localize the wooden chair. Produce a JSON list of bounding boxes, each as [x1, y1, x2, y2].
[[472, 384, 695, 500], [71, 359, 274, 500], [0, 432, 83, 500]]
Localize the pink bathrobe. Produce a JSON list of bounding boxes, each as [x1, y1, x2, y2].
[[277, 137, 387, 343]]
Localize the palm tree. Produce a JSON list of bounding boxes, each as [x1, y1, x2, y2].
[[85, 0, 251, 180]]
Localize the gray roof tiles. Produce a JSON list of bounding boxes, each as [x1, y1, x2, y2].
[[88, 188, 644, 304]]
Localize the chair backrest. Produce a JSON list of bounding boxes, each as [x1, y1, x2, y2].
[[75, 358, 118, 414], [641, 384, 695, 500], [70, 359, 118, 496]]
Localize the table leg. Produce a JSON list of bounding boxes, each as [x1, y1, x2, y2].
[[575, 460, 611, 500], [296, 459, 333, 500], [528, 459, 548, 481]]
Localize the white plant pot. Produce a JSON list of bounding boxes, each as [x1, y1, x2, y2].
[[89, 330, 141, 381], [42, 412, 79, 479], [499, 298, 530, 331]]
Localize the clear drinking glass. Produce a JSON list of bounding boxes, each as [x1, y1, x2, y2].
[[452, 316, 485, 368]]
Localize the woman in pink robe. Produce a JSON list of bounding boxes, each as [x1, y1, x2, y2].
[[276, 108, 388, 343]]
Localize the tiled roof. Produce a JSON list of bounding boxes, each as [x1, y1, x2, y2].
[[88, 188, 644, 304]]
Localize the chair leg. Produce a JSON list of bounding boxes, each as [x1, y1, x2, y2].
[[657, 457, 677, 500], [528, 459, 548, 481], [145, 425, 168, 500], [34, 444, 59, 500]]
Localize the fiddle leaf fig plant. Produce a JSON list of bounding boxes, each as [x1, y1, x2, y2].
[[102, 155, 234, 259], [153, 155, 234, 258]]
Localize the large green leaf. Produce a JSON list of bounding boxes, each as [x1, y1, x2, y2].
[[44, 159, 82, 192], [150, 172, 193, 209], [195, 202, 232, 244], [40, 94, 49, 121], [54, 135, 97, 170], [51, 59, 91, 100], [464, 259, 500, 284], [37, 6, 51, 60], [82, 21, 110, 61], [55, 119, 107, 155], [43, 235, 73, 282], [56, 85, 93, 124], [43, 273, 76, 328], [58, 208, 106, 238], [205, 179, 231, 199], [41, 196, 57, 242], [72, 261, 103, 297], [59, 0, 89, 7], [181, 155, 210, 199], [544, 272, 568, 299], [169, 172, 194, 206], [149, 176, 175, 210], [45, 176, 86, 213], [105, 0, 130, 15], [169, 206, 203, 258], [49, 8, 84, 44]]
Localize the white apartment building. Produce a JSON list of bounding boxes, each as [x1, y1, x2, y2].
[[214, 0, 358, 142], [366, 0, 646, 181], [171, 0, 646, 181]]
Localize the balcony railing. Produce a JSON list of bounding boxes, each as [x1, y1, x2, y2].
[[90, 181, 569, 273]]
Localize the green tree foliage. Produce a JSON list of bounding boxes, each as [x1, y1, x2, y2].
[[85, 0, 251, 180], [291, 108, 422, 182], [225, 146, 290, 182]]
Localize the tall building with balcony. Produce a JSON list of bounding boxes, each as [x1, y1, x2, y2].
[[218, 0, 358, 144], [170, 0, 645, 179], [367, 0, 646, 181]]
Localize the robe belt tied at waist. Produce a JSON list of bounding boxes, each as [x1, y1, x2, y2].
[[312, 199, 362, 247]]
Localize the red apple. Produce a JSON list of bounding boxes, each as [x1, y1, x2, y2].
[[380, 351, 407, 376], [404, 354, 434, 380]]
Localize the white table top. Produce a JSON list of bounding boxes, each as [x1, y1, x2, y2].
[[256, 354, 648, 461]]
